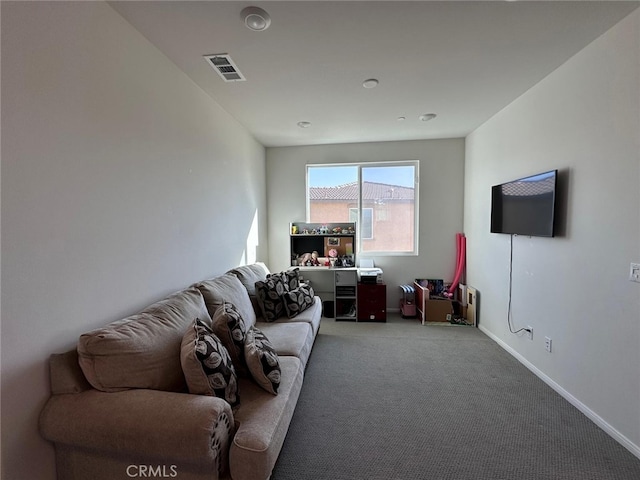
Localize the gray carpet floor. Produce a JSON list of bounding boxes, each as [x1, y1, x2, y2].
[[271, 315, 640, 480]]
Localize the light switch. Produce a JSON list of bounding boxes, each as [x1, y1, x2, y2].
[[630, 263, 640, 283]]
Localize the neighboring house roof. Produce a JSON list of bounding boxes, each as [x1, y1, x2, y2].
[[310, 181, 414, 201], [501, 176, 555, 197]]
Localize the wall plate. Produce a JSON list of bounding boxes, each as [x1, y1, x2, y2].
[[630, 263, 640, 283]]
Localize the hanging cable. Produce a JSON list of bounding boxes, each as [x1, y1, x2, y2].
[[507, 234, 529, 335]]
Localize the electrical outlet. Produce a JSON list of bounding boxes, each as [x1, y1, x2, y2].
[[526, 326, 533, 340], [630, 263, 640, 283], [545, 336, 552, 353]]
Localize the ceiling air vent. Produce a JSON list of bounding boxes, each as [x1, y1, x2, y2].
[[204, 54, 246, 82]]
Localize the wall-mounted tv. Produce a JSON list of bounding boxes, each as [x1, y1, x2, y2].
[[491, 170, 558, 237]]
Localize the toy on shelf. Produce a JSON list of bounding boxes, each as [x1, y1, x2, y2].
[[290, 222, 357, 267], [298, 251, 320, 266]]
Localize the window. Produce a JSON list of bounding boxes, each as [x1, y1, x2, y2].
[[307, 162, 418, 255]]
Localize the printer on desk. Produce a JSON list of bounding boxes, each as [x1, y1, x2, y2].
[[357, 260, 383, 284], [358, 268, 383, 284]]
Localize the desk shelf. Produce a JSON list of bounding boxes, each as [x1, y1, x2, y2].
[[290, 222, 356, 268], [335, 269, 358, 321]]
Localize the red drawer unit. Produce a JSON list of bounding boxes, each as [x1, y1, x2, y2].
[[357, 283, 386, 322]]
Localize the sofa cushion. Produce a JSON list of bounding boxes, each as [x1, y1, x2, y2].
[[229, 263, 270, 319], [181, 318, 239, 407], [256, 321, 314, 371], [228, 262, 270, 299], [49, 350, 92, 394], [211, 301, 249, 377], [230, 356, 303, 480], [77, 287, 209, 393], [244, 326, 281, 395], [268, 295, 323, 337], [196, 273, 257, 329], [282, 284, 315, 318]]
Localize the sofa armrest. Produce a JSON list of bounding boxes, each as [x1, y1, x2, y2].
[[40, 388, 234, 472]]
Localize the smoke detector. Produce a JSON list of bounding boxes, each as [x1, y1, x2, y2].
[[419, 113, 437, 122], [362, 78, 379, 89], [204, 54, 246, 82], [241, 6, 271, 31]]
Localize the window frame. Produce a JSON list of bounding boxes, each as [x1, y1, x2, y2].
[[306, 161, 419, 256], [349, 207, 373, 240]]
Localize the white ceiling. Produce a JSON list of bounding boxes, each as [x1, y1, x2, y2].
[[109, 1, 639, 147]]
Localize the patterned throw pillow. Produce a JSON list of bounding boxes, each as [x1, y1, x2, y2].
[[255, 276, 288, 321], [211, 302, 249, 377], [282, 284, 316, 318], [180, 318, 239, 407], [282, 268, 300, 291], [255, 269, 302, 322], [244, 326, 281, 395]]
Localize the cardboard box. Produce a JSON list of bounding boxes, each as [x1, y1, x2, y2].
[[414, 280, 453, 324], [466, 286, 477, 326], [425, 298, 453, 322]]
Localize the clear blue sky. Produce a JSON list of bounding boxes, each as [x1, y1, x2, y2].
[[308, 165, 415, 187]]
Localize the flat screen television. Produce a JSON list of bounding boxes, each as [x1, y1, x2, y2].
[[491, 170, 558, 237]]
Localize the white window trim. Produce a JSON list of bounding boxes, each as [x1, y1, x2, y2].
[[350, 207, 373, 240]]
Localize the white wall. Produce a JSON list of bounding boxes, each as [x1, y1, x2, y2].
[[266, 139, 465, 309], [464, 9, 640, 456], [1, 2, 267, 478]]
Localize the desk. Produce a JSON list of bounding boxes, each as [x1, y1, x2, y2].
[[294, 267, 385, 321]]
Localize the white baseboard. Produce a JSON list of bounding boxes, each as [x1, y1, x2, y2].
[[479, 325, 640, 461]]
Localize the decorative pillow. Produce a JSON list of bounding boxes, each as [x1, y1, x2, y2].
[[211, 302, 249, 377], [255, 276, 288, 321], [282, 284, 316, 318], [282, 268, 300, 291], [180, 318, 239, 407], [244, 326, 281, 395], [255, 269, 301, 321]]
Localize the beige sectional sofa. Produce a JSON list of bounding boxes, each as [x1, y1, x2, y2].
[[39, 263, 321, 480]]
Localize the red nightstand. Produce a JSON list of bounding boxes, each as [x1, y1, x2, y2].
[[357, 283, 386, 322]]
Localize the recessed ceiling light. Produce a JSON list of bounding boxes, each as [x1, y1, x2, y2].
[[397, 116, 406, 121], [241, 6, 271, 31], [419, 113, 437, 122], [362, 78, 379, 89], [297, 121, 312, 128]]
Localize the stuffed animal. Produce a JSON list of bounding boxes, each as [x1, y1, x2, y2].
[[298, 251, 320, 266], [297, 252, 311, 265]]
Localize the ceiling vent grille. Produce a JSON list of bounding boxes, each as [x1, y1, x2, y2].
[[204, 54, 246, 82]]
